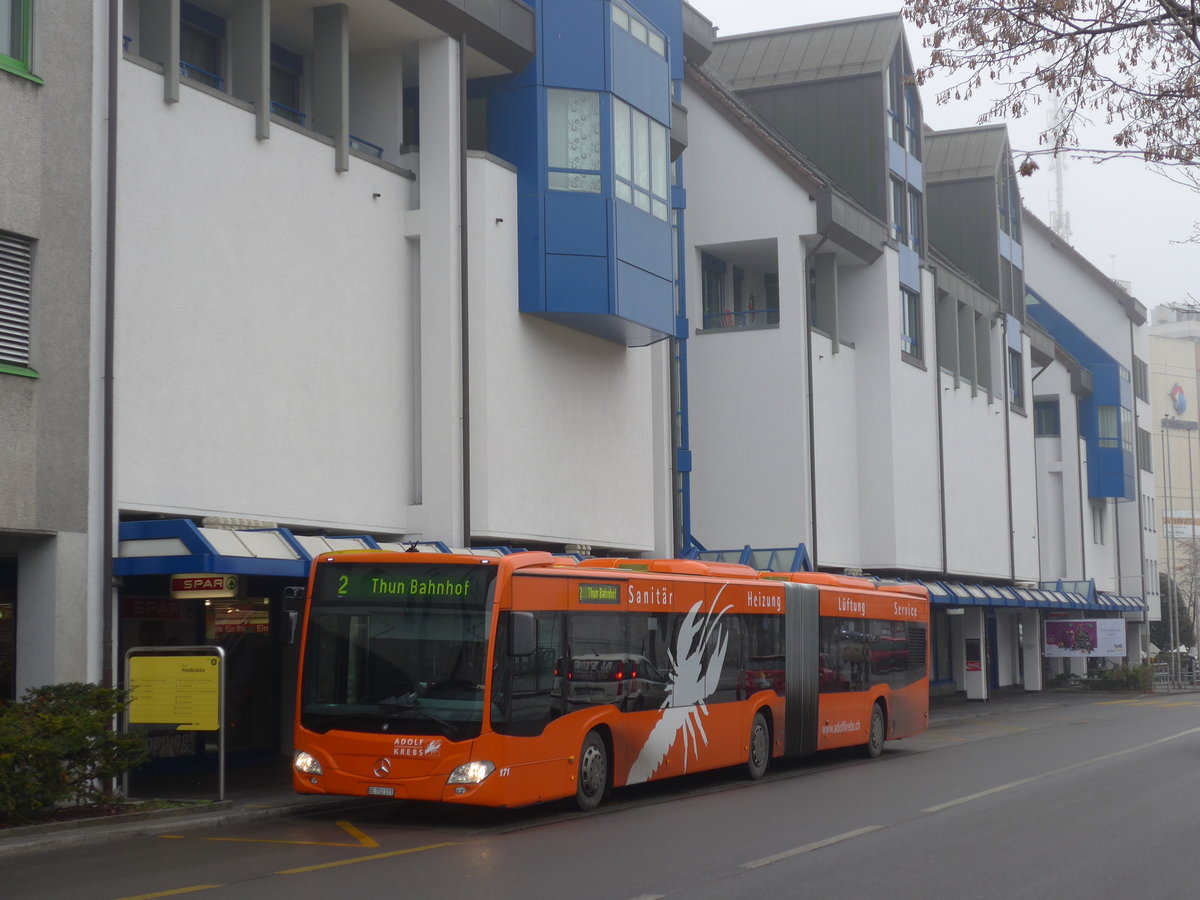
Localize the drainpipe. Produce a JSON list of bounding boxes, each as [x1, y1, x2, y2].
[[459, 34, 471, 545], [103, 0, 119, 687], [804, 235, 829, 567], [1128, 318, 1149, 659], [1001, 314, 1016, 581], [672, 152, 691, 556], [932, 274, 947, 575]]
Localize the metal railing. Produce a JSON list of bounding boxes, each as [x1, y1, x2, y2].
[[350, 134, 384, 159], [270, 101, 306, 126], [701, 307, 779, 330], [180, 60, 224, 91]]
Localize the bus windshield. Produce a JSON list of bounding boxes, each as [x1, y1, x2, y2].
[[299, 562, 497, 740]]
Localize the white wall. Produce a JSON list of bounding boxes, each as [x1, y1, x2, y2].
[[939, 366, 1012, 579], [115, 63, 418, 532], [467, 156, 660, 551], [683, 80, 817, 553], [1024, 216, 1155, 613]]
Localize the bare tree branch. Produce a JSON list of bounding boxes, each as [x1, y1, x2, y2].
[[906, 0, 1200, 164]]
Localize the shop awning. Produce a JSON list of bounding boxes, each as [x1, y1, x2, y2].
[[919, 580, 1145, 612], [113, 520, 511, 578]]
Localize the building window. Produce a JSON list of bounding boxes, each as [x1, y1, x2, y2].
[[997, 155, 1021, 239], [886, 52, 904, 145], [0, 0, 32, 78], [1133, 357, 1149, 402], [901, 288, 921, 359], [701, 252, 727, 329], [1137, 426, 1152, 471], [1008, 348, 1023, 406], [613, 98, 669, 220], [270, 44, 304, 125], [1097, 405, 1119, 448], [180, 2, 224, 90], [1034, 399, 1060, 436], [891, 178, 907, 245], [1091, 501, 1106, 546], [908, 187, 923, 253], [764, 273, 780, 326], [547, 89, 601, 193], [611, 2, 666, 57], [1120, 407, 1133, 452], [0, 231, 34, 373]]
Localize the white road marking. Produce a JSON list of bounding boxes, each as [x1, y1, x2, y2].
[[740, 826, 884, 869], [923, 725, 1200, 813]]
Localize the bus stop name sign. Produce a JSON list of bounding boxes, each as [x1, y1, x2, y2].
[[128, 653, 221, 731]]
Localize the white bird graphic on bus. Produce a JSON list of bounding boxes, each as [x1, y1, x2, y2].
[[626, 592, 731, 785]]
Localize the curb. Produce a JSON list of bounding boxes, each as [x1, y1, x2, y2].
[[0, 796, 365, 858]]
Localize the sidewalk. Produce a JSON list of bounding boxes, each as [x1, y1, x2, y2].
[[0, 759, 356, 858], [1, 688, 1185, 857]]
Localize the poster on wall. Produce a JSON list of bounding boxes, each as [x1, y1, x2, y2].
[[1044, 619, 1126, 658], [1165, 510, 1200, 539]]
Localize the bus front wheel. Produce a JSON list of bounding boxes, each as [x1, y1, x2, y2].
[[576, 731, 609, 811], [863, 702, 885, 759], [746, 711, 769, 780]]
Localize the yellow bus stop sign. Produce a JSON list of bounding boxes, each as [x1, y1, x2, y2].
[[128, 654, 221, 731]]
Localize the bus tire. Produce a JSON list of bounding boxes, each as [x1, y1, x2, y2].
[[576, 730, 608, 811], [747, 711, 770, 780], [863, 702, 885, 759]]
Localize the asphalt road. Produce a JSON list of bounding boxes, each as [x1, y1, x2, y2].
[[9, 694, 1200, 899]]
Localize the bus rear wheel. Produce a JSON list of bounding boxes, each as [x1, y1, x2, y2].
[[863, 702, 885, 759], [576, 731, 609, 811], [747, 711, 769, 780]]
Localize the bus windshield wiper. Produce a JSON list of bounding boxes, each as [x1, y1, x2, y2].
[[379, 694, 459, 738]]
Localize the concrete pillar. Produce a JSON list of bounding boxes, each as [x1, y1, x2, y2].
[[141, 0, 180, 104], [231, 0, 270, 140], [1020, 608, 1043, 690], [414, 35, 464, 543], [962, 607, 989, 700], [312, 4, 350, 172], [17, 534, 91, 693]]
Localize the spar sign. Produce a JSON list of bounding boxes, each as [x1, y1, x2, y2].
[[170, 574, 238, 599]]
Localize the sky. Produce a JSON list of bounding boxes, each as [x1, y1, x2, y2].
[[691, 0, 1200, 312]]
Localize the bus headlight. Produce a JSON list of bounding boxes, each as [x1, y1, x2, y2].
[[447, 761, 495, 784], [294, 751, 324, 776]]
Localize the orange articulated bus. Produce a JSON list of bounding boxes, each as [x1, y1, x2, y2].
[[292, 551, 929, 811]]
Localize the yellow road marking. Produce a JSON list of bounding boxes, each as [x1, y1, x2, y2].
[[197, 820, 380, 848], [277, 841, 458, 874], [117, 886, 223, 899]]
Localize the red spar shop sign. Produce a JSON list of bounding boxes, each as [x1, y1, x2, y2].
[[169, 574, 239, 600]]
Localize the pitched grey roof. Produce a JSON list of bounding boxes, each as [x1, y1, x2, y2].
[[708, 13, 903, 90], [924, 125, 1010, 183]]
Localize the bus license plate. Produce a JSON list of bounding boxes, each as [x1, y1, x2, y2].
[[368, 786, 395, 797]]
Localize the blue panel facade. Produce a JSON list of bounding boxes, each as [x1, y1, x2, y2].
[[477, 0, 681, 347], [1026, 288, 1135, 500], [612, 27, 671, 122], [541, 0, 606, 88]]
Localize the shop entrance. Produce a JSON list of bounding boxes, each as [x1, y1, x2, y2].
[[206, 596, 275, 755], [120, 586, 281, 770]]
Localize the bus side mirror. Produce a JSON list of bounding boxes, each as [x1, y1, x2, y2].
[[510, 611, 536, 657]]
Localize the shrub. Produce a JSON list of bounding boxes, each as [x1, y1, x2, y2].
[[1096, 663, 1153, 692], [0, 682, 148, 824]]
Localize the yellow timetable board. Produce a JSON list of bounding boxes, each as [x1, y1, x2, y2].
[[128, 654, 221, 731]]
